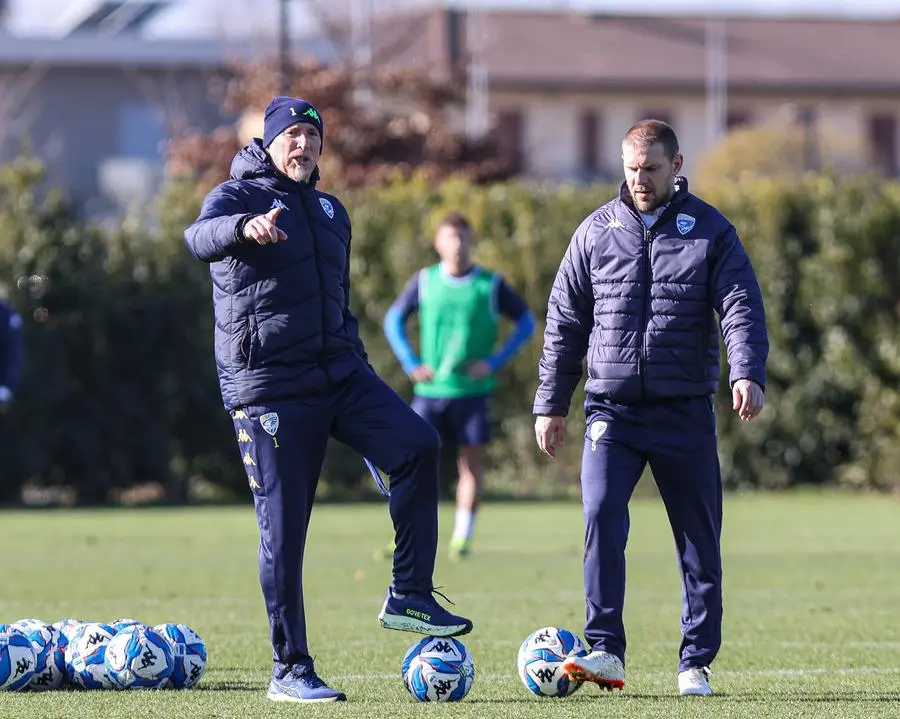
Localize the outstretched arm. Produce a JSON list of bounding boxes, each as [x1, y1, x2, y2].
[[184, 184, 252, 263]]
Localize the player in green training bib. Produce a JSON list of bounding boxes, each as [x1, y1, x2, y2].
[[383, 213, 536, 560]]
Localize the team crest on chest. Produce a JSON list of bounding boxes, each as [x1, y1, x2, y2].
[[675, 213, 696, 236], [319, 197, 335, 219]]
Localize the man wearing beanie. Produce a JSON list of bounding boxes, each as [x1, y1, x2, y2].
[[185, 96, 473, 704]]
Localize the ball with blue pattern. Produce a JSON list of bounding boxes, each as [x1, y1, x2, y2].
[[12, 619, 64, 690], [516, 626, 588, 698], [401, 636, 475, 702], [0, 627, 36, 691], [111, 618, 144, 633], [153, 623, 207, 688], [53, 619, 90, 644], [105, 625, 174, 689], [64, 622, 118, 689]]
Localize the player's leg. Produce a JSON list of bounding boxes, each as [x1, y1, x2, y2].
[[646, 396, 721, 696], [231, 404, 346, 703], [449, 444, 484, 559], [448, 395, 491, 560], [331, 370, 472, 637], [562, 408, 645, 692], [373, 395, 448, 560]]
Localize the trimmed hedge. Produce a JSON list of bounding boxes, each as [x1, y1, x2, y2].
[[1, 160, 898, 503]]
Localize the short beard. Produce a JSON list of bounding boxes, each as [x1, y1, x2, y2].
[[285, 164, 311, 184]]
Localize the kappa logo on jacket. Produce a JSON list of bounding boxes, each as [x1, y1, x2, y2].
[[270, 198, 289, 212], [606, 216, 625, 229], [319, 197, 335, 219]]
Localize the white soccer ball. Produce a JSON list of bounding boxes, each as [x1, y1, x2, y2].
[[401, 636, 475, 702], [516, 626, 588, 698], [0, 627, 35, 691], [105, 625, 174, 689], [111, 618, 144, 632], [53, 619, 91, 646], [65, 622, 118, 689], [12, 620, 64, 690], [153, 623, 208, 689]]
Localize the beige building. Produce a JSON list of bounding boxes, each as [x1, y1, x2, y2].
[[371, 10, 900, 181]]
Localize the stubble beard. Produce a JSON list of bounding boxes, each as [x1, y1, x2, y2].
[[633, 192, 662, 213]]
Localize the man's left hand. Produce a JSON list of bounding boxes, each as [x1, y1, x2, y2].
[[467, 360, 493, 379], [732, 379, 764, 422]]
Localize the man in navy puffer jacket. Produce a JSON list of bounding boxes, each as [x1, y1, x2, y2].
[[185, 96, 472, 704], [533, 120, 768, 698]]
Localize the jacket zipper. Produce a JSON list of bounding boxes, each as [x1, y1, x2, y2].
[[625, 197, 680, 402], [292, 191, 330, 368], [640, 226, 652, 401]]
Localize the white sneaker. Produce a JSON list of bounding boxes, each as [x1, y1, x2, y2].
[[678, 667, 712, 696], [562, 650, 625, 691]]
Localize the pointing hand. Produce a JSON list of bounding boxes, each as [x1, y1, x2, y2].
[[243, 206, 288, 245]]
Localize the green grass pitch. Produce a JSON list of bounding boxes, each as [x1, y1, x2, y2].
[[1, 492, 899, 718]]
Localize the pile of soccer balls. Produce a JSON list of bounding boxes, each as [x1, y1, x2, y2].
[[401, 625, 588, 702], [0, 617, 207, 692]]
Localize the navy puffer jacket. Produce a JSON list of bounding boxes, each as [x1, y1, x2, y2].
[[534, 178, 768, 415], [185, 140, 367, 411]]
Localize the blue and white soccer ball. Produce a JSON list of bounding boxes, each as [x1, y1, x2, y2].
[[0, 627, 36, 691], [153, 623, 208, 689], [65, 622, 118, 689], [105, 625, 174, 689], [516, 626, 588, 698], [111, 618, 144, 633], [401, 636, 475, 702], [50, 619, 93, 653], [12, 620, 64, 690]]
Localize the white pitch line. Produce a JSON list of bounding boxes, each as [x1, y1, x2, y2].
[[342, 638, 900, 649], [332, 667, 900, 682]]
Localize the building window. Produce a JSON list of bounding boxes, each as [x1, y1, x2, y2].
[[579, 110, 600, 177], [726, 110, 750, 129], [868, 114, 897, 176], [496, 109, 524, 174], [117, 102, 166, 160], [639, 109, 672, 126], [796, 106, 819, 172]]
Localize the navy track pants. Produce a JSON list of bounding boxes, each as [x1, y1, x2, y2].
[[232, 367, 440, 664], [580, 395, 723, 671]]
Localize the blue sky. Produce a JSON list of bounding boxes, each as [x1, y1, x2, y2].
[[6, 0, 900, 38]]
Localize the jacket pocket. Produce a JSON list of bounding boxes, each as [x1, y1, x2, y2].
[[238, 317, 260, 369], [586, 333, 598, 379], [695, 328, 706, 379]]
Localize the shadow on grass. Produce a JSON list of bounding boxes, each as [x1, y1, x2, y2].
[[195, 680, 264, 692], [468, 691, 900, 704]]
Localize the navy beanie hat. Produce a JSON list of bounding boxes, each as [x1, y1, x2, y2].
[[262, 96, 324, 149]]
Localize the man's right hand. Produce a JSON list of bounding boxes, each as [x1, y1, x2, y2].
[[243, 206, 287, 245], [535, 415, 565, 458], [408, 365, 435, 383]]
